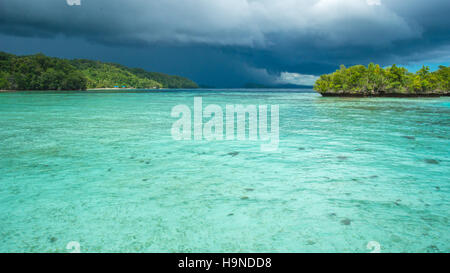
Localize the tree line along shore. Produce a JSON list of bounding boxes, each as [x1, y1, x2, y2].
[[314, 64, 449, 97], [0, 52, 198, 91]]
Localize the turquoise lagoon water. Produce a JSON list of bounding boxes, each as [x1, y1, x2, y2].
[[0, 89, 449, 253]]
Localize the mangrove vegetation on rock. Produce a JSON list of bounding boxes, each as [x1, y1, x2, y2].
[[314, 63, 449, 97]]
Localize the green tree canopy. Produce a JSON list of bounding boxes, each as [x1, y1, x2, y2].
[[0, 52, 199, 91], [314, 63, 449, 96]]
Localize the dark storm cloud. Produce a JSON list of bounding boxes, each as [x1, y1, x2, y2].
[[0, 0, 449, 86]]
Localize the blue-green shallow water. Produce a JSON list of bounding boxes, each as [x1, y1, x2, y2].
[[0, 89, 449, 253]]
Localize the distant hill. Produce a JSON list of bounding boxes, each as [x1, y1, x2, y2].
[[243, 83, 314, 89], [0, 51, 198, 91]]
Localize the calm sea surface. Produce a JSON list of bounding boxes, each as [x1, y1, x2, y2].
[[0, 89, 449, 252]]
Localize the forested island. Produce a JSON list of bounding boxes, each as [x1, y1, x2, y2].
[[314, 64, 449, 97], [0, 52, 198, 91]]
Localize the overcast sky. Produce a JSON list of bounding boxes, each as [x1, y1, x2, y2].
[[0, 0, 449, 87]]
